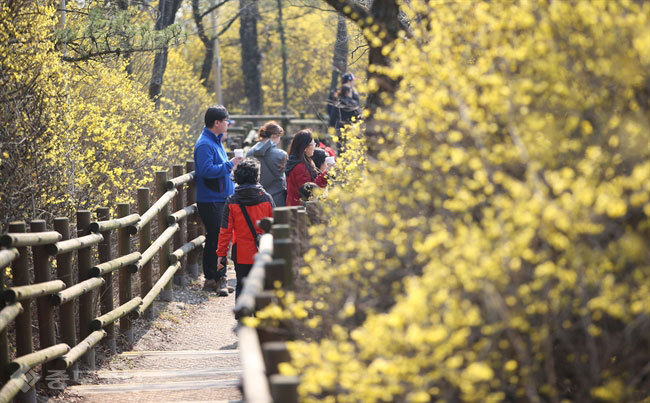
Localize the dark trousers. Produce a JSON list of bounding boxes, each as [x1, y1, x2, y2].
[[232, 244, 253, 300], [197, 201, 226, 281]]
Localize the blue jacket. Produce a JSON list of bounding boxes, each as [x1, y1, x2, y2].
[[194, 127, 234, 202]]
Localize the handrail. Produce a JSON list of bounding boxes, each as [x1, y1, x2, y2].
[[132, 262, 181, 318], [89, 213, 140, 233], [166, 171, 195, 190], [52, 277, 105, 305], [46, 233, 104, 255], [129, 188, 178, 234], [234, 235, 274, 317], [0, 303, 23, 333], [0, 231, 62, 248], [238, 326, 273, 403], [167, 204, 197, 225], [169, 235, 206, 264], [135, 224, 179, 270], [90, 297, 142, 330], [0, 248, 19, 268], [89, 252, 142, 277], [1, 280, 67, 304], [7, 343, 70, 375], [53, 330, 106, 370]]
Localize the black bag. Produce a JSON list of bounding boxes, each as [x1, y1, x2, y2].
[[239, 204, 261, 249]]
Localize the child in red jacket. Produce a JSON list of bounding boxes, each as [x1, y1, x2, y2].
[[285, 129, 332, 206], [217, 158, 275, 298]]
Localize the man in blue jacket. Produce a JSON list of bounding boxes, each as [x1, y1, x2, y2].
[[194, 105, 243, 295]]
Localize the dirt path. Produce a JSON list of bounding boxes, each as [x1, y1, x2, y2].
[[47, 269, 241, 402]]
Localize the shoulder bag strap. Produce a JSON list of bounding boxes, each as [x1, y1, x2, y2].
[[239, 204, 259, 249]]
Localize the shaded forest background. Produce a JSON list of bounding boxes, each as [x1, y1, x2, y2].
[[0, 0, 367, 226]]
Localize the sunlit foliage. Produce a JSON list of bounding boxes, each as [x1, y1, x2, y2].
[[252, 1, 650, 401], [1, 0, 200, 224]]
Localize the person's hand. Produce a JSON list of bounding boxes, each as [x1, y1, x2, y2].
[[217, 256, 226, 270], [230, 156, 244, 167]]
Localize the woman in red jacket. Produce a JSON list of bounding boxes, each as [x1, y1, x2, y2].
[[285, 129, 331, 206]]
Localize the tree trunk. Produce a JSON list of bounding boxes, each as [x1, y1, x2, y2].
[[149, 0, 182, 105], [329, 14, 348, 95], [277, 0, 288, 112], [366, 0, 400, 115], [239, 0, 263, 114], [200, 39, 216, 90]]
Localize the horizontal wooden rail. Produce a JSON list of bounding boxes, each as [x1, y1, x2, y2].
[[89, 214, 140, 233], [7, 343, 70, 375], [166, 171, 195, 190], [129, 188, 178, 234], [46, 233, 104, 255], [288, 118, 326, 125], [89, 252, 141, 277], [90, 297, 142, 331], [132, 262, 181, 319], [0, 364, 33, 402], [167, 204, 197, 225], [1, 280, 67, 304], [0, 231, 62, 248], [52, 277, 105, 305], [0, 248, 19, 268], [53, 330, 106, 370], [169, 235, 205, 264], [135, 224, 179, 270], [0, 303, 23, 332], [234, 234, 274, 317], [230, 114, 297, 121], [238, 325, 273, 403]]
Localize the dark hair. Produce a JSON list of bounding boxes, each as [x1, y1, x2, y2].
[[340, 85, 352, 98], [204, 105, 229, 128], [312, 148, 327, 170], [299, 182, 318, 201], [233, 158, 260, 185], [288, 129, 317, 179], [258, 121, 284, 139], [342, 72, 355, 84]]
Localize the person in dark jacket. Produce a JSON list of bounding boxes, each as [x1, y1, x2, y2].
[[194, 105, 243, 295], [217, 159, 275, 299], [285, 129, 330, 206], [246, 121, 288, 207]]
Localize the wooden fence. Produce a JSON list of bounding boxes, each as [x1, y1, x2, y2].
[[0, 162, 202, 403], [236, 205, 312, 403]]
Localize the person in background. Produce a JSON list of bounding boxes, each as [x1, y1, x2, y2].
[[311, 148, 328, 173], [341, 72, 360, 104], [327, 72, 360, 129], [336, 84, 362, 129], [217, 159, 275, 300], [194, 105, 243, 295], [246, 121, 288, 207], [285, 129, 331, 206]]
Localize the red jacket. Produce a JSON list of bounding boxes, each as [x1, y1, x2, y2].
[[217, 184, 274, 264], [286, 162, 327, 206]]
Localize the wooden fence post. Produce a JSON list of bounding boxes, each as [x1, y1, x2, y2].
[[296, 207, 308, 254], [53, 217, 78, 381], [96, 207, 116, 353], [156, 170, 173, 302], [186, 161, 200, 278], [9, 221, 36, 403], [30, 220, 57, 380], [172, 164, 187, 286], [118, 203, 134, 343], [77, 210, 96, 370], [138, 187, 153, 319]]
